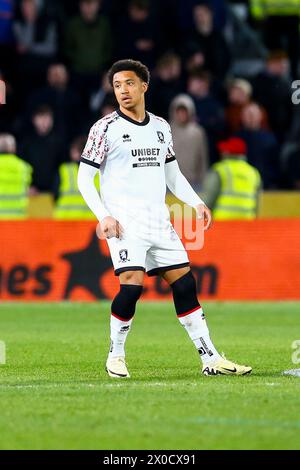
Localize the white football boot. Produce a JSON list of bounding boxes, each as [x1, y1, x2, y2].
[[106, 356, 130, 378], [202, 354, 252, 376]]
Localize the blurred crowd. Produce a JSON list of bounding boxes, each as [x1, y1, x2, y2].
[[0, 0, 300, 208]]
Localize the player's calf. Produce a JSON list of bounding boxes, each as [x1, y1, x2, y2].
[[106, 283, 143, 377], [171, 271, 222, 366]]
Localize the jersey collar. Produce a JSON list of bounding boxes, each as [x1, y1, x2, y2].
[[117, 109, 150, 126]]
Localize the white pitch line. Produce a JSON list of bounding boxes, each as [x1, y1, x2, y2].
[[283, 369, 300, 377], [189, 416, 300, 429], [265, 382, 281, 386], [0, 381, 198, 390]]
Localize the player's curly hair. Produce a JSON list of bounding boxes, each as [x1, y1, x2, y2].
[[108, 59, 150, 86]]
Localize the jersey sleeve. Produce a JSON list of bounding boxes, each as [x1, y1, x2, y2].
[[165, 124, 176, 164], [80, 120, 109, 169]]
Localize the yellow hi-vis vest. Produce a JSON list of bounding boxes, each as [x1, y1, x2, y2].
[[212, 159, 261, 220], [54, 162, 99, 220], [0, 153, 32, 219], [250, 0, 300, 20]]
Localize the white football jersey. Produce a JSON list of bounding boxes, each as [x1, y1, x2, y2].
[[81, 109, 177, 233]]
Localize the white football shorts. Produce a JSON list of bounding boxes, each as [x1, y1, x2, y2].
[[106, 223, 190, 276]]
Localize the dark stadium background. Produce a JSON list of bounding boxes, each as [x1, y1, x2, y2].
[[0, 0, 299, 301]]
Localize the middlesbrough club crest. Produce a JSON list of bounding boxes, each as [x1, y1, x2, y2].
[[119, 249, 130, 263], [157, 131, 165, 144]]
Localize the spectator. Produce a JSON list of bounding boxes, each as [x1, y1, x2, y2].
[[225, 78, 268, 134], [250, 0, 300, 79], [279, 104, 300, 187], [54, 135, 99, 219], [185, 51, 206, 75], [0, 0, 14, 46], [185, 1, 231, 79], [13, 0, 58, 96], [224, 4, 267, 78], [187, 69, 225, 163], [147, 0, 180, 53], [0, 72, 5, 105], [284, 146, 300, 189], [89, 71, 117, 126], [177, 0, 228, 33], [0, 69, 18, 132], [25, 63, 83, 143], [113, 0, 158, 70], [0, 0, 15, 82], [19, 105, 64, 194], [226, 78, 252, 134], [100, 101, 117, 118], [64, 0, 112, 97], [148, 52, 183, 119], [251, 51, 293, 142], [169, 94, 208, 190], [201, 136, 261, 220], [0, 133, 32, 219], [237, 102, 279, 189]]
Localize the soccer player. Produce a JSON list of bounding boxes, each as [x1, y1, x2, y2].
[[78, 59, 252, 378]]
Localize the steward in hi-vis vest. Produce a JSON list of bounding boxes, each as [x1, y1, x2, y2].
[[250, 0, 300, 79], [250, 0, 300, 20], [202, 137, 261, 220], [54, 136, 99, 219], [0, 134, 32, 219]]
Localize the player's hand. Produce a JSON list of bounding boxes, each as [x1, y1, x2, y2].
[[196, 203, 212, 231], [100, 216, 124, 239]]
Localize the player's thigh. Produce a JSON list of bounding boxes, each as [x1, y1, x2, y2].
[[106, 235, 148, 277], [119, 270, 145, 285], [145, 228, 190, 278], [161, 266, 190, 285]]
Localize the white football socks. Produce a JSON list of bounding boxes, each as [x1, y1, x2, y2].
[[178, 307, 221, 365], [108, 315, 133, 358]]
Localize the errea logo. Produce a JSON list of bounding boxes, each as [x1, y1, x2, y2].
[[0, 80, 6, 105], [123, 134, 131, 142]]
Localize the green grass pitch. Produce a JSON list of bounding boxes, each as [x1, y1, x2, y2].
[[0, 301, 299, 450]]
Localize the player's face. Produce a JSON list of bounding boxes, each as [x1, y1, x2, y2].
[[112, 71, 148, 110]]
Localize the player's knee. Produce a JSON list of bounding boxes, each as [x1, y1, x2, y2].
[[120, 284, 143, 302], [170, 271, 200, 316], [111, 284, 143, 320], [171, 270, 196, 295], [119, 270, 144, 284]]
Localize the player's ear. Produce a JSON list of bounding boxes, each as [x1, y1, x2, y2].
[[142, 82, 148, 93]]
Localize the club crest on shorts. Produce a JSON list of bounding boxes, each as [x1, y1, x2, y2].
[[157, 131, 165, 144], [119, 249, 130, 263]]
